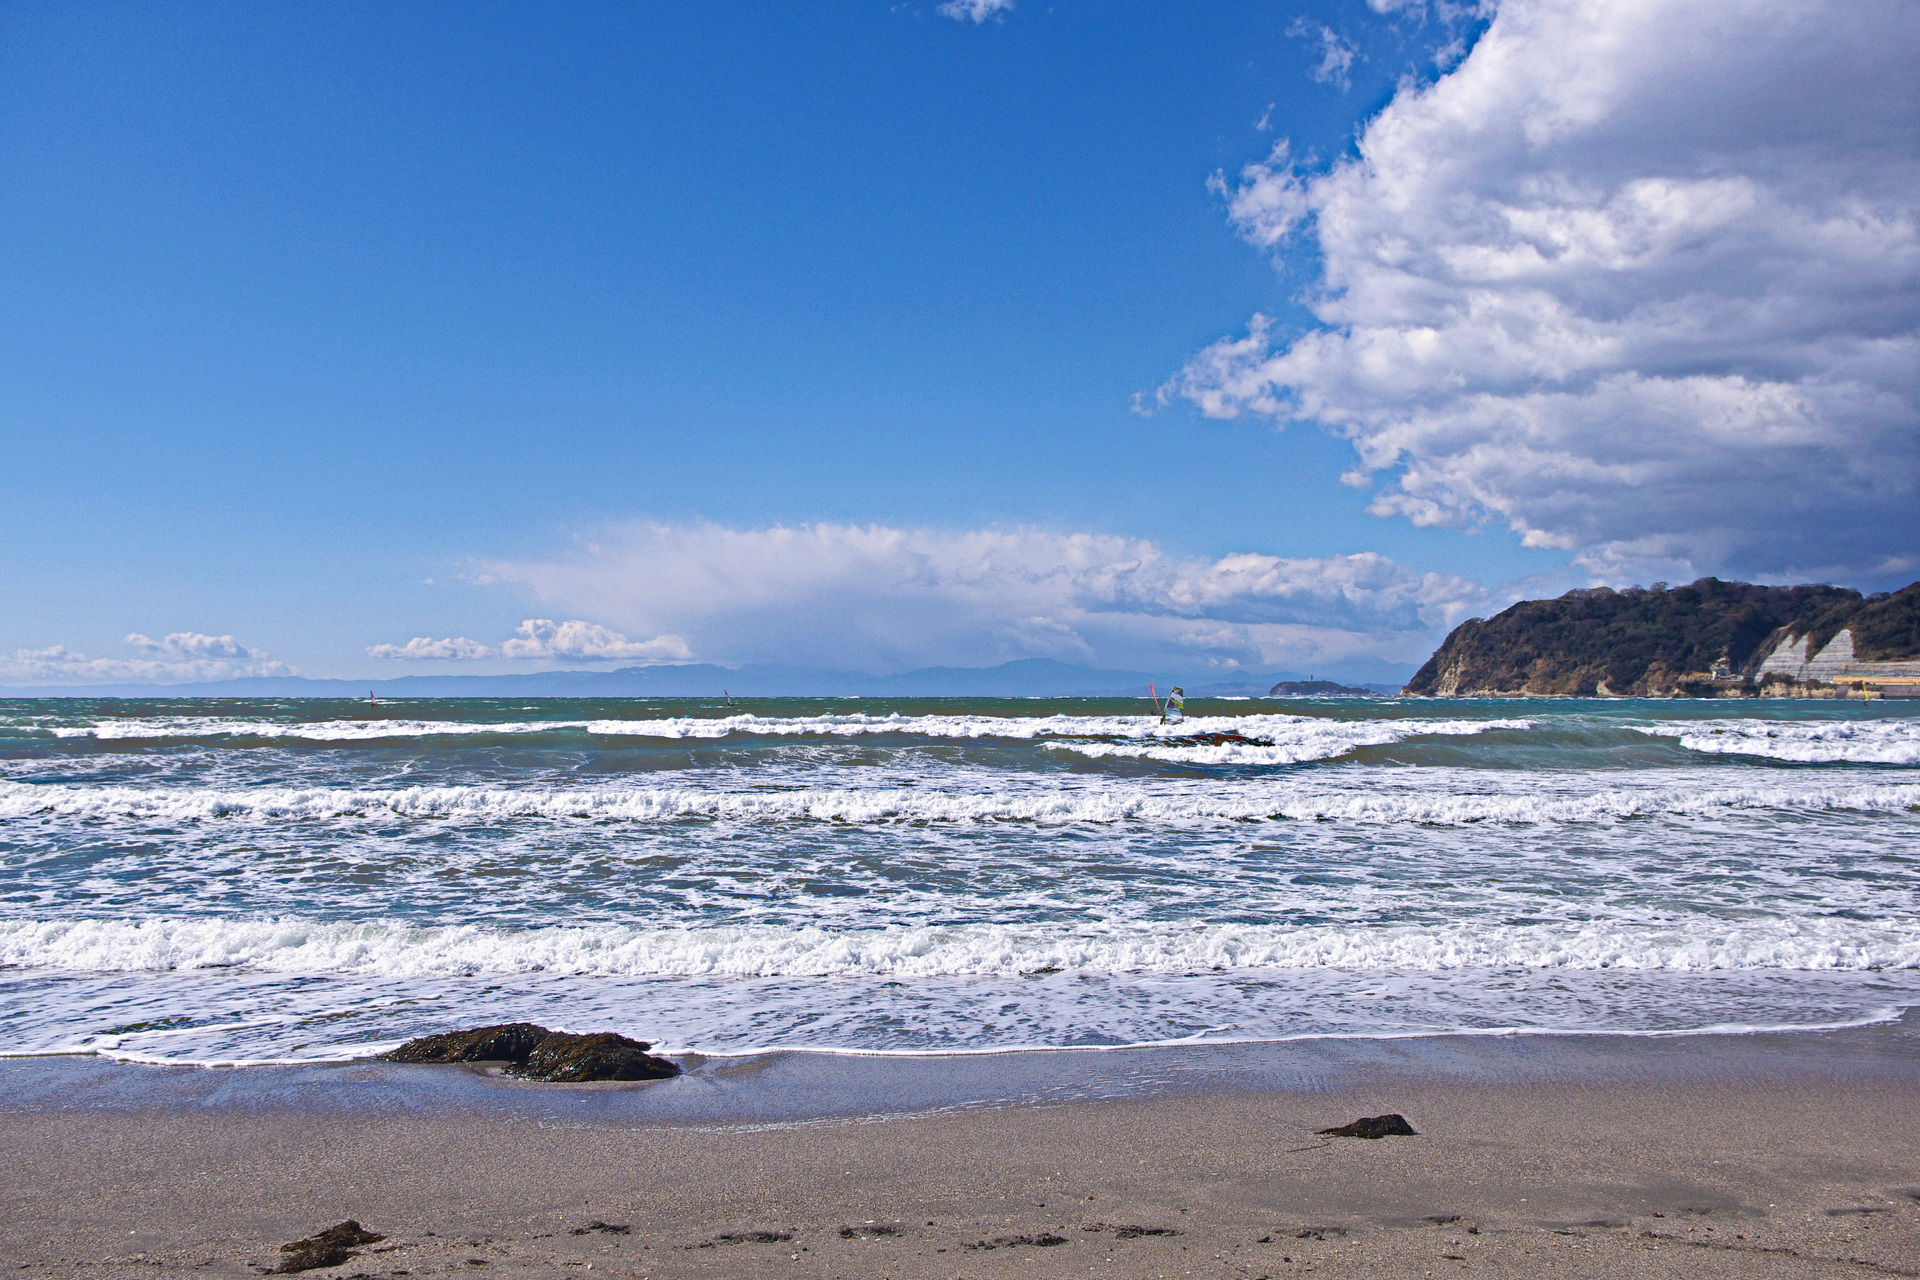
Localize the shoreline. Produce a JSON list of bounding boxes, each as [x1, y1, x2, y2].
[[5, 1009, 1920, 1126], [14, 999, 1913, 1071], [4, 1020, 1920, 1277]]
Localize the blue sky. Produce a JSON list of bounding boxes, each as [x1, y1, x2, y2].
[[4, 0, 1916, 684]]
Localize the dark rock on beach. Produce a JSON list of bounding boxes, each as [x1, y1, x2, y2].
[[381, 1023, 550, 1065], [271, 1221, 383, 1273], [963, 1233, 1068, 1250], [691, 1230, 794, 1247], [379, 1023, 680, 1082], [1318, 1113, 1418, 1139], [514, 1030, 679, 1082]]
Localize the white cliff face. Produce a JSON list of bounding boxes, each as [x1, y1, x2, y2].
[[1755, 630, 1859, 683], [1756, 635, 1816, 681], [1757, 629, 1920, 684]]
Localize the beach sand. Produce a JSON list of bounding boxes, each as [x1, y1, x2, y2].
[[5, 1031, 1920, 1278]]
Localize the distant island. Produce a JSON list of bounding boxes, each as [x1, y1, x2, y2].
[[1267, 679, 1380, 698], [1404, 579, 1920, 698]]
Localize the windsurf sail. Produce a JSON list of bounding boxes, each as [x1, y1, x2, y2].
[[1162, 685, 1185, 724], [1148, 683, 1162, 717]]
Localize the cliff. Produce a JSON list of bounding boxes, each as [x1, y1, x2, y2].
[[1765, 581, 1920, 664], [1402, 578, 1891, 697]]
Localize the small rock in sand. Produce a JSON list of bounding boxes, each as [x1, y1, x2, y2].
[[1317, 1113, 1417, 1139], [963, 1234, 1068, 1250]]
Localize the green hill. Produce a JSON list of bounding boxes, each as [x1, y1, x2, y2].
[[1403, 578, 1920, 697]]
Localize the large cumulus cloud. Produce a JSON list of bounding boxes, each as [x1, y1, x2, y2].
[[1163, 0, 1920, 583], [461, 522, 1495, 674]]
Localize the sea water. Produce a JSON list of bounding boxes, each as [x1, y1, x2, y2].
[[2, 695, 1917, 1065]]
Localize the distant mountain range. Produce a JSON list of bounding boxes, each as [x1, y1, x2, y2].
[[1405, 578, 1920, 697], [3, 656, 1414, 699]]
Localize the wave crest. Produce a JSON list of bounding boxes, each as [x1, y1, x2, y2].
[[1648, 718, 1920, 765], [3, 778, 1917, 827], [5, 916, 1916, 978]]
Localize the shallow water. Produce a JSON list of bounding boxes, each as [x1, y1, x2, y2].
[[2, 695, 1917, 1064]]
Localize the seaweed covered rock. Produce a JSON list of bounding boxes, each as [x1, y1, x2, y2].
[[513, 1030, 680, 1082], [1317, 1113, 1417, 1139], [380, 1022, 549, 1064], [272, 1221, 383, 1274], [379, 1023, 680, 1081]]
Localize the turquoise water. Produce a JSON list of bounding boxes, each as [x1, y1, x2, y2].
[[2, 695, 1918, 1063]]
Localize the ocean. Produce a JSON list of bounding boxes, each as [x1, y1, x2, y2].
[[2, 694, 1918, 1067]]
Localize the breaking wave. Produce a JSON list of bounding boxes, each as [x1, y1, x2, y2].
[[1649, 718, 1920, 765], [1044, 717, 1527, 765], [23, 710, 1532, 753], [38, 717, 585, 742], [4, 915, 1916, 979], [2, 778, 1916, 827]]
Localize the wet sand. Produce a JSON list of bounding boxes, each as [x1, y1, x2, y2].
[[5, 1024, 1920, 1278]]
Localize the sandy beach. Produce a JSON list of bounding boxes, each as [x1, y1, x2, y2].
[[6, 1021, 1920, 1279]]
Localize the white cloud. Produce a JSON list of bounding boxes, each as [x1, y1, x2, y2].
[[367, 619, 691, 664], [124, 632, 255, 661], [470, 522, 1497, 674], [0, 633, 291, 685], [938, 0, 1012, 23], [500, 619, 692, 662], [364, 636, 496, 661], [1164, 0, 1920, 583], [1289, 19, 1358, 91], [1209, 143, 1309, 251], [1365, 0, 1494, 19]]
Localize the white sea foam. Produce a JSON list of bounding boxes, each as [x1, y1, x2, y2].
[[44, 717, 589, 741], [4, 915, 1916, 979], [7, 699, 1920, 1066], [1045, 717, 1527, 765], [3, 778, 1916, 827], [581, 711, 1532, 748], [1648, 718, 1920, 765], [28, 710, 1528, 753], [583, 711, 1168, 740]]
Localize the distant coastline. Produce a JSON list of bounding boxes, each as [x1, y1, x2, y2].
[[0, 656, 1411, 701]]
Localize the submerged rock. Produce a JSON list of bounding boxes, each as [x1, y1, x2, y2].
[[379, 1023, 680, 1082], [272, 1221, 383, 1274], [1317, 1113, 1417, 1139]]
